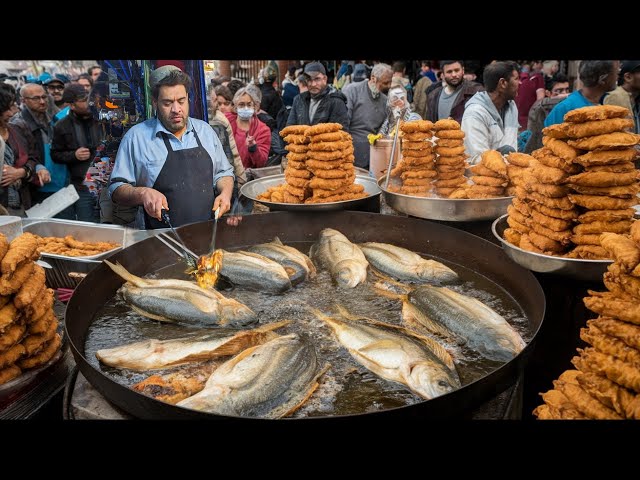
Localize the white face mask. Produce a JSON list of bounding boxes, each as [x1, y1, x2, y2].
[[237, 107, 254, 120]]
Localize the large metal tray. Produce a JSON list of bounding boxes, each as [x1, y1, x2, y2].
[[22, 219, 126, 289], [492, 214, 611, 282], [379, 177, 512, 222], [240, 174, 381, 212]]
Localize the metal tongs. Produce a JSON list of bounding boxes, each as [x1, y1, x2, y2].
[[384, 107, 407, 189], [159, 209, 197, 269], [209, 206, 221, 254]]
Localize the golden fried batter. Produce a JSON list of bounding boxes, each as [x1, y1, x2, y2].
[[581, 326, 640, 365], [503, 228, 522, 246], [309, 131, 344, 143], [570, 183, 640, 198], [280, 125, 309, 137], [436, 138, 464, 148], [435, 154, 467, 165], [285, 152, 307, 162], [1, 233, 39, 276], [14, 264, 46, 310], [402, 148, 435, 159], [313, 169, 350, 179], [599, 233, 640, 272], [566, 170, 638, 187], [507, 205, 529, 227], [0, 322, 26, 351], [574, 148, 637, 167], [284, 176, 309, 188], [0, 234, 9, 264], [28, 309, 56, 335], [506, 152, 535, 167], [438, 169, 466, 180], [402, 132, 433, 142], [470, 164, 503, 177], [528, 230, 565, 253], [436, 162, 466, 173], [282, 192, 304, 204], [507, 215, 530, 234], [466, 184, 504, 197], [473, 175, 508, 187], [519, 234, 545, 254], [309, 174, 354, 191], [524, 189, 574, 210], [576, 347, 640, 393], [541, 122, 571, 139], [630, 220, 640, 246], [0, 261, 34, 296], [574, 220, 633, 235], [307, 140, 350, 152], [532, 404, 557, 419], [433, 177, 467, 188], [524, 181, 570, 198], [589, 317, 640, 350], [402, 140, 434, 151], [529, 163, 570, 184], [577, 209, 635, 223], [436, 145, 466, 156], [567, 118, 635, 138], [528, 200, 578, 220], [0, 302, 18, 333], [285, 167, 312, 179], [568, 132, 640, 151], [530, 209, 573, 232], [306, 123, 343, 135], [401, 120, 435, 133], [530, 222, 571, 244], [479, 150, 508, 176], [554, 375, 623, 419], [403, 177, 433, 186], [17, 332, 61, 370], [586, 162, 636, 173], [565, 245, 609, 259], [307, 150, 345, 161], [433, 118, 460, 130], [571, 234, 601, 246], [0, 364, 21, 385], [434, 187, 456, 197], [401, 169, 438, 179], [564, 104, 630, 123], [285, 143, 309, 153], [606, 265, 640, 299], [283, 133, 310, 145], [512, 197, 531, 215], [576, 372, 640, 419], [532, 148, 582, 173], [0, 343, 25, 369], [584, 292, 640, 325], [568, 194, 638, 211], [286, 159, 306, 169], [436, 129, 465, 139], [542, 137, 581, 161]]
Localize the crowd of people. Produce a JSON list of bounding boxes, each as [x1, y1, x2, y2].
[[1, 59, 638, 230]]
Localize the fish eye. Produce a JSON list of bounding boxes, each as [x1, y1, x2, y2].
[[438, 380, 450, 388]]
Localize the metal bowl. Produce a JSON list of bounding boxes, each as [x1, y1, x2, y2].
[[378, 177, 512, 222], [492, 214, 611, 282], [240, 174, 381, 212]]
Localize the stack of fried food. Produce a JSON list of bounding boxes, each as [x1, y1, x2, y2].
[[35, 234, 120, 257], [561, 105, 640, 259], [432, 119, 469, 197], [457, 149, 509, 199], [0, 233, 61, 386], [533, 222, 640, 419], [304, 123, 365, 204], [259, 123, 366, 204], [388, 120, 437, 196]]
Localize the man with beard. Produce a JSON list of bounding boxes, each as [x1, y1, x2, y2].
[[342, 63, 393, 169], [51, 83, 104, 222], [43, 74, 70, 112], [286, 62, 348, 129], [426, 60, 484, 123], [461, 61, 521, 165], [109, 66, 234, 229]]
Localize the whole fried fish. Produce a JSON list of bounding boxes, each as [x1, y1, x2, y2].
[[312, 305, 460, 400], [402, 285, 526, 362], [218, 250, 292, 292], [177, 334, 322, 418], [310, 228, 368, 288], [247, 237, 316, 285], [96, 320, 290, 371], [359, 242, 458, 283], [104, 260, 255, 327]]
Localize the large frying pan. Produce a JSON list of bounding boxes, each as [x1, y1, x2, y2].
[[65, 212, 545, 421]]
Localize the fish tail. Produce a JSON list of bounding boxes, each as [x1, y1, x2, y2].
[[371, 283, 408, 301], [104, 260, 147, 286], [254, 319, 292, 332], [333, 304, 360, 321]]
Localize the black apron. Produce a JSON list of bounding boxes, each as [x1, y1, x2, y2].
[[144, 129, 215, 229]]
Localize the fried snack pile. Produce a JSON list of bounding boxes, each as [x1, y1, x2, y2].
[[388, 120, 438, 196], [0, 233, 62, 386], [503, 105, 640, 258], [533, 224, 640, 419], [35, 234, 120, 257], [258, 123, 366, 204], [461, 149, 510, 199]]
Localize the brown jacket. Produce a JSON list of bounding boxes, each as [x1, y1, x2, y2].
[[425, 80, 484, 123]]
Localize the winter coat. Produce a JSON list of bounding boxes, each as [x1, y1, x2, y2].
[[286, 86, 349, 130]]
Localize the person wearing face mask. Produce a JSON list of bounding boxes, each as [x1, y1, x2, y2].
[[342, 62, 393, 169], [225, 86, 271, 169], [286, 62, 349, 130], [378, 81, 422, 136], [109, 65, 234, 229]]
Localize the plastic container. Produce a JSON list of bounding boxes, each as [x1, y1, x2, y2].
[[25, 184, 79, 218], [369, 138, 401, 179]]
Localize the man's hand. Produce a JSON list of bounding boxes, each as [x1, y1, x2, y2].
[[140, 187, 168, 221], [75, 147, 92, 161], [1, 166, 26, 186], [213, 192, 232, 218], [36, 169, 51, 185]]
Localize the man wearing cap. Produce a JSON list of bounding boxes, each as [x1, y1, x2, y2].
[[604, 60, 640, 134], [43, 74, 70, 112], [110, 66, 234, 229], [50, 83, 104, 222], [286, 62, 348, 130]]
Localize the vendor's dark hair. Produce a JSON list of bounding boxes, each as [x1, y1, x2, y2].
[[152, 70, 192, 100], [483, 61, 520, 92], [440, 60, 464, 70], [579, 60, 615, 88]]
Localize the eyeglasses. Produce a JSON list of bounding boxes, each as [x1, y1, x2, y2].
[[23, 95, 49, 102], [46, 85, 65, 91]]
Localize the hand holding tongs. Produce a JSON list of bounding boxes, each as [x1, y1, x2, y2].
[[161, 208, 197, 269]]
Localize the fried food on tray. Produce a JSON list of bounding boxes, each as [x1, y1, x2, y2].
[[434, 138, 463, 148], [532, 404, 556, 419], [283, 133, 310, 145], [577, 209, 635, 223], [0, 343, 25, 369], [17, 332, 61, 370], [402, 141, 434, 151], [606, 266, 640, 299], [568, 132, 640, 151], [1, 233, 39, 276], [584, 291, 640, 325], [539, 388, 586, 418], [472, 175, 508, 187], [568, 193, 638, 211], [571, 233, 601, 246], [565, 245, 610, 259], [436, 129, 465, 139], [541, 122, 571, 139], [28, 310, 56, 335], [470, 164, 503, 177], [0, 261, 34, 296], [574, 220, 633, 235], [529, 201, 578, 221], [569, 183, 640, 198], [529, 163, 570, 184], [433, 118, 460, 130], [0, 322, 26, 351], [564, 104, 630, 123], [528, 230, 565, 253], [435, 145, 466, 156], [599, 233, 640, 272], [542, 137, 581, 161], [524, 181, 570, 198], [27, 287, 53, 321], [581, 326, 640, 365], [575, 347, 640, 393], [574, 148, 637, 167], [567, 118, 635, 138], [309, 131, 344, 143], [507, 205, 529, 226], [576, 372, 640, 420], [0, 364, 21, 385], [306, 123, 343, 135], [307, 140, 351, 152], [554, 374, 623, 419], [400, 119, 435, 133], [586, 162, 636, 173], [529, 222, 571, 244], [589, 317, 640, 350], [14, 264, 46, 310], [565, 170, 638, 187], [0, 234, 9, 264], [603, 273, 636, 302], [631, 221, 640, 246], [532, 148, 582, 173], [402, 132, 433, 142], [0, 303, 18, 333], [21, 319, 57, 357], [503, 228, 522, 246], [284, 143, 308, 153], [530, 209, 573, 232], [519, 234, 545, 254], [479, 150, 507, 176], [279, 125, 309, 136], [466, 184, 504, 197]]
